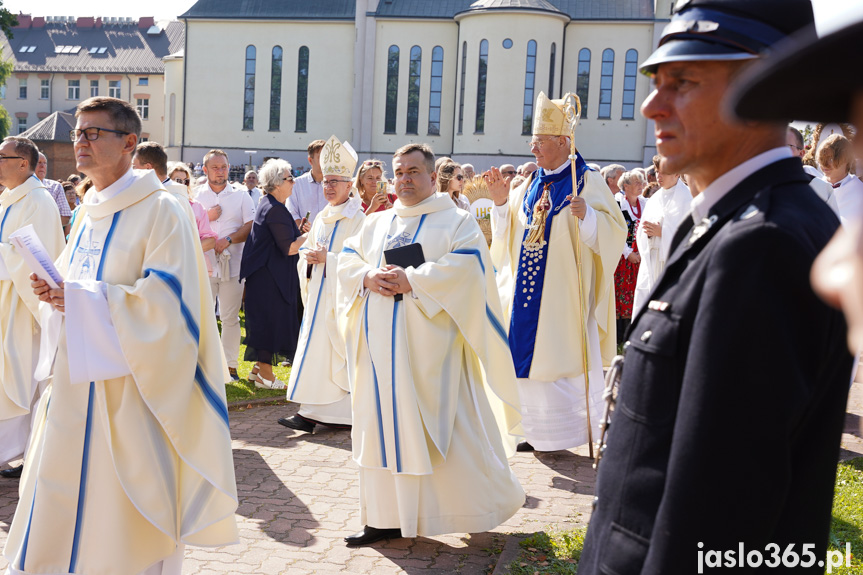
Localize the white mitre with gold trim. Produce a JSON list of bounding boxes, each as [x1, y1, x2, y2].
[[320, 135, 358, 178], [533, 91, 574, 136]]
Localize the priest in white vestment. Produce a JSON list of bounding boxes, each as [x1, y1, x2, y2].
[[488, 92, 627, 453], [281, 136, 365, 433], [632, 165, 692, 316], [338, 143, 524, 546], [3, 97, 238, 575], [0, 137, 64, 476]]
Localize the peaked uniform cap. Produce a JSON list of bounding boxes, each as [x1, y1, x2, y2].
[[640, 0, 815, 75], [320, 135, 358, 179]]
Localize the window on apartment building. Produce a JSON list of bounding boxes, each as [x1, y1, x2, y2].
[[522, 40, 537, 135], [548, 43, 556, 97], [68, 79, 80, 100], [136, 98, 149, 120], [621, 49, 638, 120], [577, 48, 591, 118], [295, 46, 309, 132], [108, 80, 121, 98], [269, 46, 282, 132], [40, 79, 49, 99], [406, 46, 421, 135], [599, 48, 614, 120], [0, 85, 6, 99], [138, 77, 148, 86], [243, 45, 256, 130], [457, 42, 466, 134], [475, 39, 488, 133], [18, 78, 26, 99], [384, 45, 399, 134], [17, 117, 26, 134], [428, 46, 443, 136], [90, 80, 99, 97]]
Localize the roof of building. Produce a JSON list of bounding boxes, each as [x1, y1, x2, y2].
[[181, 0, 355, 20], [20, 111, 77, 143], [1, 19, 185, 74], [465, 0, 563, 14], [376, 0, 653, 19]]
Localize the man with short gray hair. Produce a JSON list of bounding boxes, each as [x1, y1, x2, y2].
[[243, 170, 263, 206], [600, 163, 625, 197]]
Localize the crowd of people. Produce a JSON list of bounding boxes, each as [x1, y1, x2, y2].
[[0, 0, 862, 572]]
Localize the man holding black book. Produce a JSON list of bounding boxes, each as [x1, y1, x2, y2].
[[337, 142, 525, 546]]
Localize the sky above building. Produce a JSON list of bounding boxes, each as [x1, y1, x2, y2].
[[1, 0, 858, 30]]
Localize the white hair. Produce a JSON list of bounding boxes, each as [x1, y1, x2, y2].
[[258, 158, 293, 193]]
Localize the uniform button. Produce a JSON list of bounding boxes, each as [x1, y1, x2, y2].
[[592, 496, 599, 511], [640, 330, 652, 342]]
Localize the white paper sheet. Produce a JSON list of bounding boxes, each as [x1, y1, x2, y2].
[[8, 224, 64, 288]]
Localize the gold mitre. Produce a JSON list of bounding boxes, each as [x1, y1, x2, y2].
[[533, 91, 570, 136], [320, 135, 358, 178]]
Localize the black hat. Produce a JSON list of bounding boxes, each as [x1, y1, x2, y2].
[[732, 19, 863, 123], [640, 0, 816, 75]]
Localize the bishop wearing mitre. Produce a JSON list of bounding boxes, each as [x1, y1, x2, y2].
[[487, 92, 626, 453]]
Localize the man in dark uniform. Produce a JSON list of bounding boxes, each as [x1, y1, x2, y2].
[[578, 1, 855, 573]]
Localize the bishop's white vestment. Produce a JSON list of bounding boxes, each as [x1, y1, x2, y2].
[[491, 154, 627, 452], [287, 197, 365, 424], [3, 169, 238, 575], [0, 175, 64, 465], [632, 180, 691, 317], [338, 192, 524, 537]]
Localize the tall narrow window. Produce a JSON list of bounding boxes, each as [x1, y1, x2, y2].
[[269, 46, 283, 131], [243, 45, 256, 130], [90, 79, 98, 97], [18, 78, 26, 99], [296, 46, 309, 132], [108, 80, 121, 98], [136, 98, 149, 120], [406, 46, 421, 134], [428, 46, 443, 136], [458, 41, 467, 134], [475, 39, 488, 133], [17, 117, 26, 134], [384, 45, 399, 134], [576, 48, 591, 117], [548, 43, 556, 97], [67, 79, 80, 100], [40, 79, 49, 99], [522, 40, 537, 135], [621, 49, 638, 120], [599, 49, 614, 119]]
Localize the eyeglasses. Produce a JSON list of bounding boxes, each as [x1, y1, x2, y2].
[[323, 179, 350, 187], [70, 127, 129, 141], [455, 174, 464, 181], [501, 170, 517, 176], [0, 155, 24, 161], [173, 178, 190, 185], [283, 176, 295, 182], [529, 137, 557, 149], [788, 144, 803, 152], [363, 160, 383, 167]]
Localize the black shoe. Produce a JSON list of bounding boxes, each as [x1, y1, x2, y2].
[[278, 414, 316, 433], [344, 526, 402, 546], [1, 464, 23, 478], [516, 441, 535, 452], [228, 367, 239, 381]]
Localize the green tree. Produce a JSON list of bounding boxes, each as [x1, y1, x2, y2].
[[0, 2, 17, 139]]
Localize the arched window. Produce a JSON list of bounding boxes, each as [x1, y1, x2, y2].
[[384, 45, 399, 134], [599, 48, 614, 119], [621, 49, 638, 120], [475, 39, 488, 133], [548, 42, 556, 97], [428, 46, 444, 135], [269, 46, 283, 131], [243, 45, 256, 130], [522, 40, 537, 135], [295, 46, 309, 132], [406, 46, 422, 134], [576, 49, 591, 118], [458, 41, 467, 134]]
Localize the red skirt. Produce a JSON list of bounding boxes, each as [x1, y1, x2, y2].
[[614, 248, 640, 319]]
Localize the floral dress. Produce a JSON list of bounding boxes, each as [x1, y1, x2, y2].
[[614, 197, 644, 319]]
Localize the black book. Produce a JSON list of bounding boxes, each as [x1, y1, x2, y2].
[[383, 243, 426, 301]]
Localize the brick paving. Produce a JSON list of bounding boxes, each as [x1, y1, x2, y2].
[[2, 378, 861, 574]]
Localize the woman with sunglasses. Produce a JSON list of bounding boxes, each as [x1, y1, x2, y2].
[[437, 160, 470, 211], [353, 159, 395, 214], [168, 162, 218, 260]]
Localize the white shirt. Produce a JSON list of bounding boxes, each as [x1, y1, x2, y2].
[[691, 147, 792, 223], [287, 171, 327, 225], [244, 186, 263, 208], [194, 183, 254, 279], [829, 173, 863, 226]]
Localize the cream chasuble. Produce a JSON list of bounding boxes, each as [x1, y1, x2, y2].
[[0, 175, 64, 464], [338, 192, 524, 537], [286, 197, 364, 424], [490, 156, 626, 451], [3, 170, 238, 575]]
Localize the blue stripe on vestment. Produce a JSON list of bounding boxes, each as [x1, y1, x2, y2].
[[364, 297, 388, 468], [391, 300, 402, 473], [0, 204, 13, 240]]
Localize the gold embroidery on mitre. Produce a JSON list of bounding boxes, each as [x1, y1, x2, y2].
[[533, 91, 566, 136], [320, 134, 358, 178]]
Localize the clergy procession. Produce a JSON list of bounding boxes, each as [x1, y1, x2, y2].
[[0, 0, 863, 572]]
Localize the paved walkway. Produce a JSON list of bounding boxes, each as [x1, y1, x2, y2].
[[2, 378, 861, 574]]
